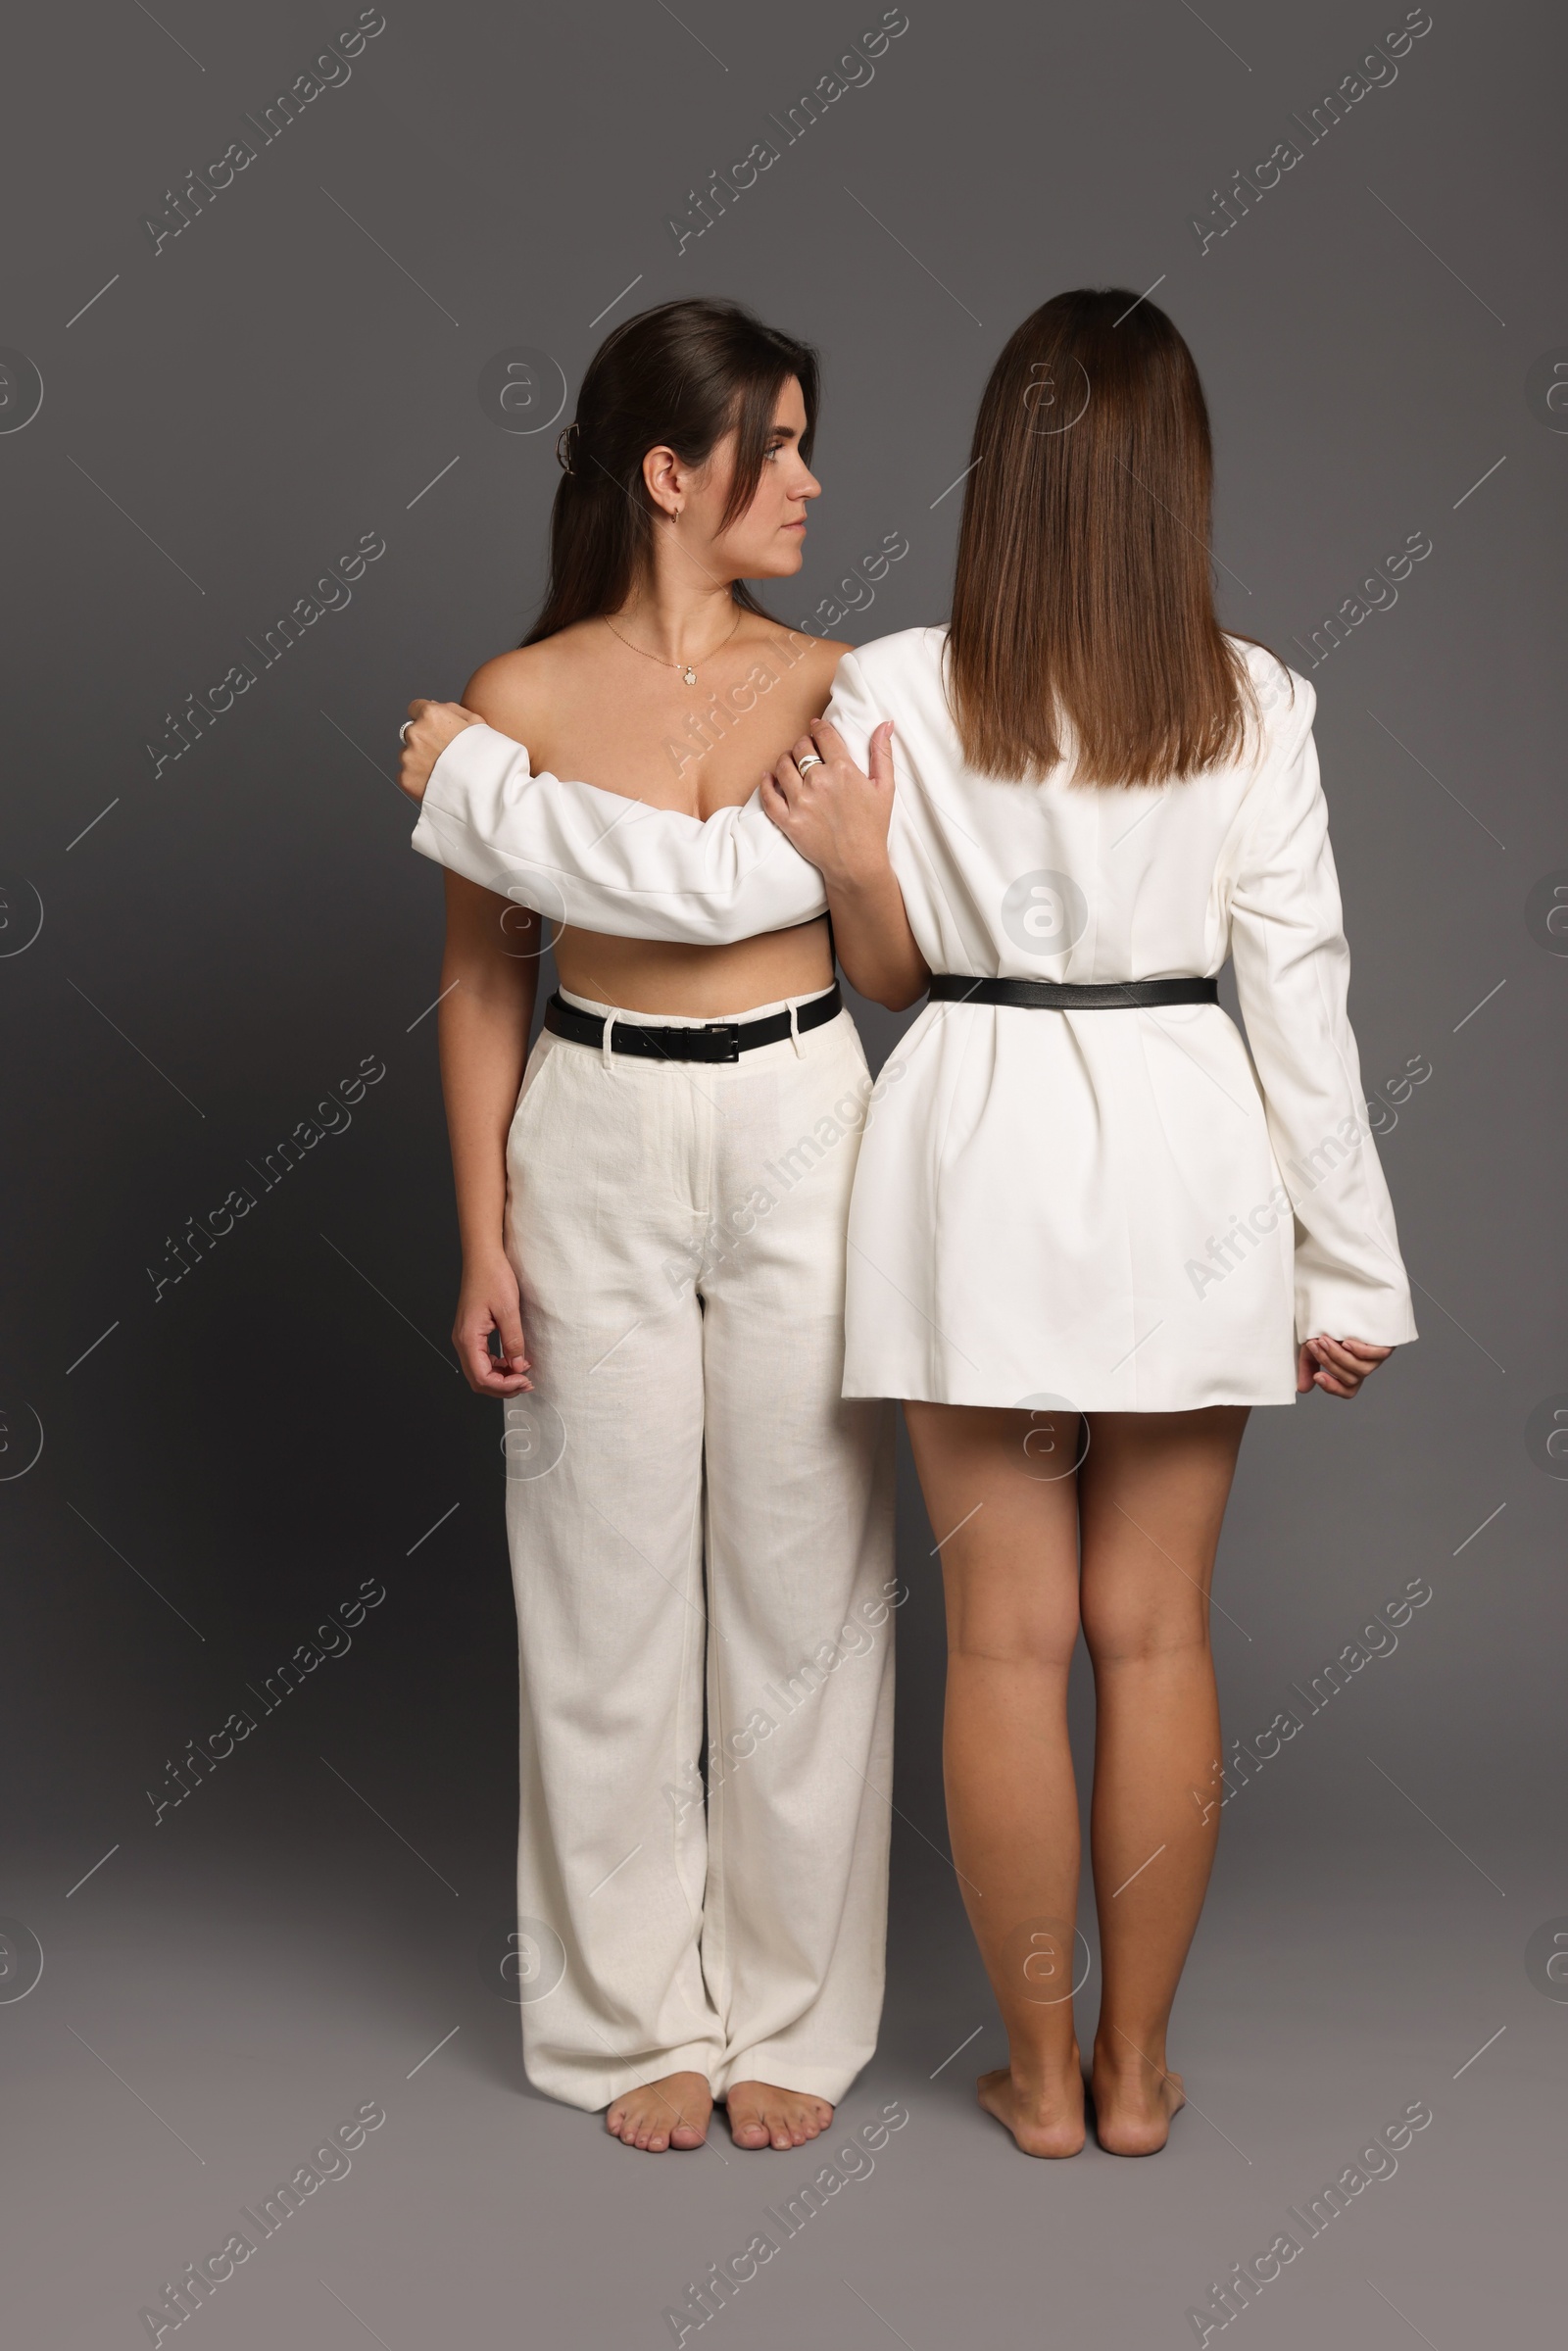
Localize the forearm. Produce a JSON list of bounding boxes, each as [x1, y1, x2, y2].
[[825, 864, 928, 1010], [1229, 750, 1416, 1347], [436, 936, 536, 1265], [414, 723, 827, 944]]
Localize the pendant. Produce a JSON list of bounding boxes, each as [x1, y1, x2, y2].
[[681, 665, 697, 685]]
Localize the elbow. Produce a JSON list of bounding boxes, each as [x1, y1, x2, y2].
[[843, 949, 931, 1013], [852, 971, 928, 1013]]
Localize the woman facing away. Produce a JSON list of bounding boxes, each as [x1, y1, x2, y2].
[[757, 290, 1419, 2154], [403, 298, 900, 2155], [403, 288, 1417, 2159]]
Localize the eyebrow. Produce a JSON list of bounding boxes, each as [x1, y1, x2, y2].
[[767, 422, 801, 442]]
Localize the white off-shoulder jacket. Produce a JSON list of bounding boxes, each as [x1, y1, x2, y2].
[[413, 627, 1417, 1408]]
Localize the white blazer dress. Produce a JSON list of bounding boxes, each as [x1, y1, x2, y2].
[[411, 626, 1417, 1412]]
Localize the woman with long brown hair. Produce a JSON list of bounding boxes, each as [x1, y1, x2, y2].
[[398, 298, 899, 2156], [758, 288, 1417, 2155]]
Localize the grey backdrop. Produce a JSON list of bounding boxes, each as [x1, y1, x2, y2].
[[2, 0, 1562, 2343]]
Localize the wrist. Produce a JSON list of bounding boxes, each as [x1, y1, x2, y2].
[[460, 1234, 513, 1278], [822, 854, 895, 901]]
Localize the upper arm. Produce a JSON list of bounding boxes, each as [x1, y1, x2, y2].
[[1229, 676, 1325, 912], [442, 866, 539, 990]]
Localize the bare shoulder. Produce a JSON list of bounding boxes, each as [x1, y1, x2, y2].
[[462, 645, 549, 739], [811, 635, 856, 676], [737, 621, 846, 692], [463, 622, 600, 737]]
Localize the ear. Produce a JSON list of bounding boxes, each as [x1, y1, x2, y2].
[[642, 443, 683, 518]]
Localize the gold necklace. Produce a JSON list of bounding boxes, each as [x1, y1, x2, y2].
[[603, 607, 743, 687]]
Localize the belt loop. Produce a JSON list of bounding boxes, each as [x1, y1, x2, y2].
[[788, 997, 803, 1056], [601, 1008, 616, 1071]]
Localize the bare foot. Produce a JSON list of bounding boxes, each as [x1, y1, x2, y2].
[[1090, 2040, 1185, 2155], [605, 2070, 712, 2152], [976, 2056, 1087, 2158], [724, 2081, 833, 2150]]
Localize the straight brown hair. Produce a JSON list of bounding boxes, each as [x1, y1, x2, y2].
[[524, 297, 819, 645], [948, 289, 1266, 785]]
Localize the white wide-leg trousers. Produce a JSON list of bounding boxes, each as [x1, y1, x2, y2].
[[501, 990, 898, 2111]]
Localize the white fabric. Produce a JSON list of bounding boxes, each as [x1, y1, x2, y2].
[[411, 724, 825, 941], [409, 626, 1416, 1407], [501, 996, 897, 2109], [827, 629, 1416, 1407]]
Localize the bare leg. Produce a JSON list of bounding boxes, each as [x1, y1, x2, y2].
[[605, 2071, 712, 2152], [1078, 1406, 1248, 2154], [723, 2083, 833, 2150], [905, 1400, 1087, 2157]]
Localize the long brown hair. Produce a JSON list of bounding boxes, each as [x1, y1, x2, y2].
[[524, 297, 819, 645], [948, 289, 1263, 785]]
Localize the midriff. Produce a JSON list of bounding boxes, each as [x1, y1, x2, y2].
[[553, 916, 834, 1016]]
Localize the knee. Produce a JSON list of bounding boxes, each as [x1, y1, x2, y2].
[[948, 1608, 1080, 1675], [1080, 1597, 1210, 1669]]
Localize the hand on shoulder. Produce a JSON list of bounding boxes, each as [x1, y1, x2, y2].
[[397, 699, 483, 803], [760, 716, 897, 887], [396, 640, 567, 803]]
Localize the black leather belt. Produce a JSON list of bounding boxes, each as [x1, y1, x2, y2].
[[928, 974, 1219, 1009], [544, 985, 842, 1063]]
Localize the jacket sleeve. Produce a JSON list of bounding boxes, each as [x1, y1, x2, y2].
[[822, 646, 881, 766], [409, 722, 826, 944], [1226, 677, 1419, 1347]]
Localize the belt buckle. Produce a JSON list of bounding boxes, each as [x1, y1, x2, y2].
[[708, 1023, 742, 1062]]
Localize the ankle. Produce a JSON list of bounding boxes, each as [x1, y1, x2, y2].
[[1094, 2029, 1167, 2082], [1005, 2036, 1081, 2084]]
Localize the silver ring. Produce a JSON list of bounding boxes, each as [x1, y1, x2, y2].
[[399, 719, 414, 746], [795, 752, 823, 775]]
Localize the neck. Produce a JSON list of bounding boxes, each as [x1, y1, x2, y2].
[[611, 541, 740, 663]]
